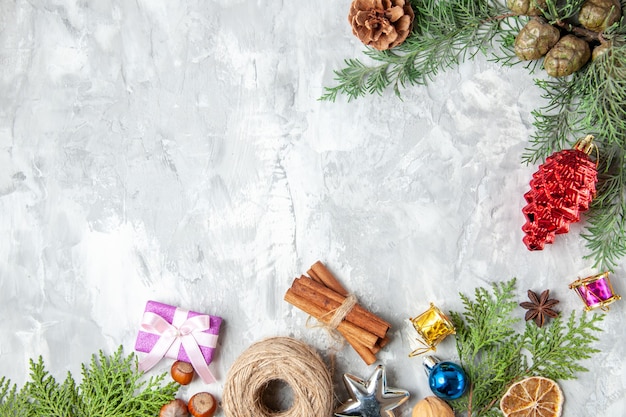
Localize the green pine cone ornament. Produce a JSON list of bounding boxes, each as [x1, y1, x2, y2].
[[515, 19, 561, 60], [507, 0, 547, 15], [578, 0, 622, 32], [543, 35, 591, 77]]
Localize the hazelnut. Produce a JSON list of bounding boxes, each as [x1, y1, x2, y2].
[[188, 392, 218, 417], [412, 396, 454, 417], [159, 399, 189, 417], [171, 361, 195, 385]]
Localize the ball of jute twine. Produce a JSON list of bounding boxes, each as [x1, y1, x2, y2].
[[222, 336, 334, 417]]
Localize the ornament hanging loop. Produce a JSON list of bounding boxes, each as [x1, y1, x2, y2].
[[574, 134, 599, 166]]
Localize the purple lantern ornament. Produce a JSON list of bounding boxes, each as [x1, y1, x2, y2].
[[569, 271, 621, 311]]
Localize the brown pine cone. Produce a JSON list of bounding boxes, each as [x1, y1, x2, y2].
[[514, 19, 560, 60], [348, 0, 415, 51], [507, 0, 547, 16], [543, 35, 591, 77], [578, 0, 622, 32]]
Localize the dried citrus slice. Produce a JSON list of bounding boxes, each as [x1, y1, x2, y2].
[[500, 376, 564, 417]]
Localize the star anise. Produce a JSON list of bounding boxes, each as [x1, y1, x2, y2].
[[520, 289, 560, 327]]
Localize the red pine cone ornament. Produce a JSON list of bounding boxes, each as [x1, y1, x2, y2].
[[522, 135, 598, 250]]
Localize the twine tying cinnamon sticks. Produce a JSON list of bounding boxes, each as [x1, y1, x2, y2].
[[325, 293, 358, 330], [284, 261, 391, 365]]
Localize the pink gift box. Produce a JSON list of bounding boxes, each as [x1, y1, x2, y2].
[[135, 300, 222, 367]]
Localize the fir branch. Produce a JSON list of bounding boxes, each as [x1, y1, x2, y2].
[[582, 150, 626, 269], [542, 0, 587, 23], [490, 15, 532, 67], [583, 201, 626, 269], [321, 0, 513, 101], [523, 76, 586, 164], [449, 279, 605, 417], [319, 59, 391, 102], [575, 41, 626, 269], [1, 346, 178, 417], [577, 43, 626, 147]]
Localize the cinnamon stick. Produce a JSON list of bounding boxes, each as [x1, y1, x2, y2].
[[284, 261, 391, 364], [298, 274, 391, 331], [377, 335, 391, 349], [284, 289, 379, 349], [291, 276, 389, 339], [307, 261, 391, 329], [297, 276, 390, 330], [310, 261, 349, 296], [343, 332, 377, 365], [307, 268, 323, 285]]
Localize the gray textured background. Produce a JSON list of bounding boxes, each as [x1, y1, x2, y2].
[[1, 1, 624, 416]]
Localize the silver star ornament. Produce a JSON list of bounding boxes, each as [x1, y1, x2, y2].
[[335, 365, 410, 417]]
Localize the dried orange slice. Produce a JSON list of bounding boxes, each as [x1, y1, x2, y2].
[[500, 376, 564, 417]]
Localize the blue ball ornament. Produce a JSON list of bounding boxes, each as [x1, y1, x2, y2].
[[423, 356, 468, 400]]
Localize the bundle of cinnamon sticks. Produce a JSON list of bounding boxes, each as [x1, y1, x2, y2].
[[284, 261, 391, 365]]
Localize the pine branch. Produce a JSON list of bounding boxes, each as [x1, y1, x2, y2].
[[583, 210, 626, 275], [490, 15, 534, 67], [321, 0, 513, 102], [524, 41, 626, 269], [541, 0, 587, 23], [577, 43, 626, 147], [500, 38, 626, 269], [523, 76, 587, 164], [582, 151, 626, 269], [319, 59, 391, 101], [578, 45, 626, 269]]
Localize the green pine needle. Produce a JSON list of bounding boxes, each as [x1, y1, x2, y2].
[[541, 0, 588, 22], [582, 164, 626, 268], [449, 279, 605, 417], [320, 0, 515, 102], [523, 75, 587, 165], [0, 346, 178, 417]]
